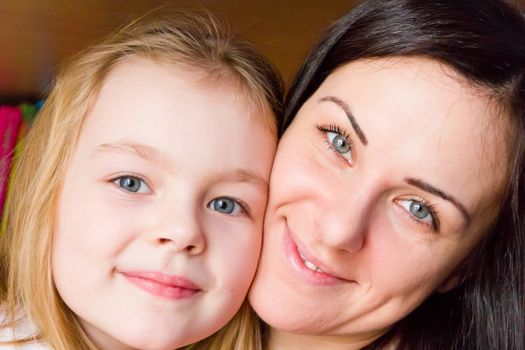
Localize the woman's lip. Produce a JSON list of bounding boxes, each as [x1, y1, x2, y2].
[[283, 225, 349, 285], [121, 271, 201, 300]]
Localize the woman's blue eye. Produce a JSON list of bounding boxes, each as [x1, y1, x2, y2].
[[397, 199, 435, 227], [208, 197, 244, 215], [327, 131, 352, 162], [410, 202, 430, 219], [114, 176, 150, 194]]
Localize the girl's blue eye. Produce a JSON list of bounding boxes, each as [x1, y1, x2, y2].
[[208, 197, 244, 215], [114, 176, 150, 194], [397, 199, 435, 227], [326, 131, 353, 163]]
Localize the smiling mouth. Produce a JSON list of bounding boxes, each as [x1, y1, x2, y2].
[[298, 249, 324, 273], [283, 225, 349, 285], [121, 271, 202, 300]]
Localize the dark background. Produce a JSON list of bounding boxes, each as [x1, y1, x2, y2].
[[0, 1, 357, 101]]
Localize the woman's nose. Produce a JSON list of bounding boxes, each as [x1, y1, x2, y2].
[[314, 208, 365, 253], [151, 199, 206, 256], [312, 181, 374, 253]]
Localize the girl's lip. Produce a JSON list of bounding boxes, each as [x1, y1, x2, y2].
[[121, 271, 202, 300], [283, 224, 349, 285]]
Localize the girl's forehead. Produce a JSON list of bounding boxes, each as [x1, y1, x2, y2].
[[96, 56, 277, 134], [71, 56, 276, 177]]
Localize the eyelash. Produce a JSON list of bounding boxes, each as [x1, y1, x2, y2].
[[109, 173, 152, 195], [108, 175, 253, 218], [208, 196, 251, 218], [315, 123, 443, 232], [397, 197, 440, 232], [315, 123, 354, 163]]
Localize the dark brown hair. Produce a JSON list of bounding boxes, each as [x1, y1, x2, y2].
[[283, 1, 524, 349]]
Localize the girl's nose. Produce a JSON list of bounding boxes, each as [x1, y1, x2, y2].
[[152, 200, 206, 256]]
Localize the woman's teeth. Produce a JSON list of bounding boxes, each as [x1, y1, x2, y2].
[[298, 250, 323, 273]]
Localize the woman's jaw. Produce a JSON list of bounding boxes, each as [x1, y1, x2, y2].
[[267, 328, 384, 350]]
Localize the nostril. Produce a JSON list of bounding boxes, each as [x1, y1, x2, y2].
[[158, 238, 172, 245], [185, 245, 197, 252], [155, 235, 203, 254]]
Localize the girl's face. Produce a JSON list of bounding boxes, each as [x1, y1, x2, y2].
[[249, 57, 509, 348], [52, 57, 276, 349]]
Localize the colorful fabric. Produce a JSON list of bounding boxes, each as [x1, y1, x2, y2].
[[0, 106, 23, 217]]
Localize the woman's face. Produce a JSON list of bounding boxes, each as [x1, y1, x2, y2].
[[249, 57, 510, 345]]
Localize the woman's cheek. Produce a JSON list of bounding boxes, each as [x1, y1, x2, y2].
[[271, 138, 327, 201]]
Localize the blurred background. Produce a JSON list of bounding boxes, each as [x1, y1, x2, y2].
[[0, 1, 357, 103]]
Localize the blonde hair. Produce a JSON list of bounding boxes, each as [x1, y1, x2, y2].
[[0, 11, 282, 350]]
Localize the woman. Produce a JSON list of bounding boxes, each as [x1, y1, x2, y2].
[[249, 0, 524, 349]]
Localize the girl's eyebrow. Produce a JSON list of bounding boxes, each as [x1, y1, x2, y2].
[[207, 169, 268, 189], [405, 177, 471, 225], [91, 141, 268, 188], [319, 96, 368, 145], [91, 141, 176, 172]]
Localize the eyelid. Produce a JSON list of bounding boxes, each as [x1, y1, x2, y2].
[[394, 197, 440, 232], [315, 123, 354, 166], [229, 196, 252, 217], [109, 173, 153, 195], [208, 196, 252, 218]]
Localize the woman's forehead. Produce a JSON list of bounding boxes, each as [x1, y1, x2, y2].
[[315, 57, 509, 157]]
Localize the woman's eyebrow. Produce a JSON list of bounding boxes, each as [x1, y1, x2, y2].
[[405, 177, 471, 225], [319, 96, 368, 145]]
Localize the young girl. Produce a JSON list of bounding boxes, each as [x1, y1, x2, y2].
[[0, 11, 282, 350]]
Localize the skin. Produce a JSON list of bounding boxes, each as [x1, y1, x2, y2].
[[249, 57, 510, 350], [52, 57, 276, 350]]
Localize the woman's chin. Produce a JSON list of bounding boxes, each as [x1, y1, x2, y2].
[[249, 289, 327, 335]]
